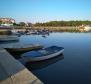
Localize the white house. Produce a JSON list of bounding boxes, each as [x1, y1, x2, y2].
[[84, 25, 91, 31], [0, 18, 15, 27], [1, 23, 13, 27]]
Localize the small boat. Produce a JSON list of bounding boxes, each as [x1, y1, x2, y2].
[[5, 44, 43, 52], [0, 36, 19, 42], [21, 46, 64, 62]]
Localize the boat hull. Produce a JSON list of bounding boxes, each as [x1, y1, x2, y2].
[[5, 45, 43, 52], [0, 39, 19, 42], [22, 49, 64, 62], [0, 36, 19, 42]]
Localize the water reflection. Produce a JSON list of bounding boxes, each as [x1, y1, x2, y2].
[[26, 54, 64, 70], [41, 33, 50, 38], [20, 33, 91, 84]]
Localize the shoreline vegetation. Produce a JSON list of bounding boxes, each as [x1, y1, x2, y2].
[[10, 20, 91, 32], [0, 20, 91, 35], [33, 26, 79, 32], [0, 26, 91, 35]]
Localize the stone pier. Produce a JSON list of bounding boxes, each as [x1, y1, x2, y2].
[[0, 48, 43, 84]]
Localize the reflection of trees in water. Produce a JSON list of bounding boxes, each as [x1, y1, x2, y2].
[[25, 54, 64, 71]]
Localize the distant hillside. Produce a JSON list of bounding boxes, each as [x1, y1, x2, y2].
[[34, 21, 91, 27]]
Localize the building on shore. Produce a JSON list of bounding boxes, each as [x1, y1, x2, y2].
[[84, 25, 91, 31], [79, 24, 91, 32], [0, 18, 15, 27]]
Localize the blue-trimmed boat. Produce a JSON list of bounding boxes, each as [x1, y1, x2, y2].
[[21, 46, 64, 62]]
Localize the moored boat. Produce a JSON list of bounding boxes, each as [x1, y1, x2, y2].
[[21, 46, 64, 62], [0, 35, 19, 42], [5, 44, 43, 52]]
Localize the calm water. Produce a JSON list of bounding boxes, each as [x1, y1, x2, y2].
[[20, 32, 91, 84]]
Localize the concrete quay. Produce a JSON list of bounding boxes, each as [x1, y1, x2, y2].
[[0, 48, 43, 84]]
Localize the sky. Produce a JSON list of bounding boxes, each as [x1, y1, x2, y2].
[[0, 0, 91, 23]]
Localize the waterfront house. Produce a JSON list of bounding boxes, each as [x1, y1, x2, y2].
[[79, 25, 91, 32], [0, 18, 15, 27], [84, 25, 91, 31]]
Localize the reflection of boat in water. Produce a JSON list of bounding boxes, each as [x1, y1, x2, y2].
[[25, 54, 64, 70], [41, 34, 48, 38], [41, 33, 50, 38], [21, 46, 64, 62]]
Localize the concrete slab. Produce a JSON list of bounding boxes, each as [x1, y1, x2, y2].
[[0, 48, 43, 84]]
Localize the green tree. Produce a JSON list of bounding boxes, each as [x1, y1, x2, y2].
[[27, 23, 33, 27], [34, 20, 91, 27], [0, 20, 2, 25], [19, 22, 26, 26]]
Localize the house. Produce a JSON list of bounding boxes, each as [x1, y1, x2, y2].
[[79, 25, 91, 32], [1, 23, 13, 27], [0, 18, 15, 27], [84, 25, 91, 31]]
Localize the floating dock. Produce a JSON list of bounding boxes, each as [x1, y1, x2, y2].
[[0, 48, 43, 84]]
